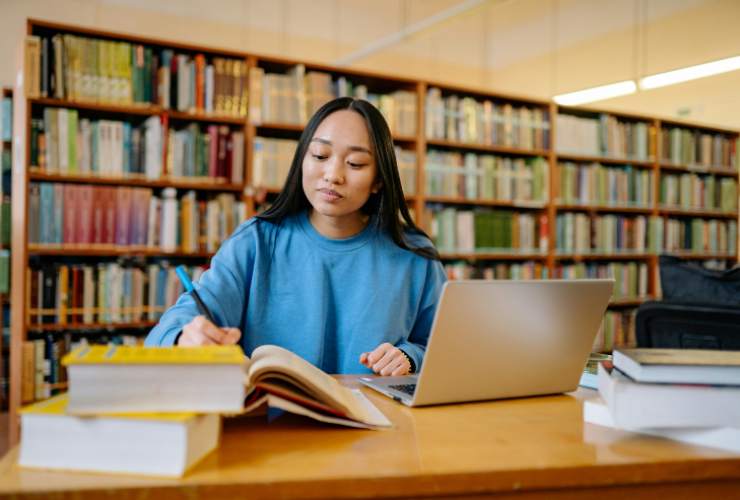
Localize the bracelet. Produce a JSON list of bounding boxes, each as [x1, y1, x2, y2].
[[398, 349, 415, 374]]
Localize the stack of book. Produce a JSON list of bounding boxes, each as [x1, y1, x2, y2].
[[584, 348, 740, 453], [18, 344, 391, 477]]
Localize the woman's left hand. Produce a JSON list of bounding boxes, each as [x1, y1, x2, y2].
[[359, 343, 411, 376]]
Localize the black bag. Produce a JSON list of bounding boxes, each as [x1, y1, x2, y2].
[[659, 255, 740, 307]]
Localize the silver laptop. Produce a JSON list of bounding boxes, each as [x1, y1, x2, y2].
[[360, 279, 614, 406]]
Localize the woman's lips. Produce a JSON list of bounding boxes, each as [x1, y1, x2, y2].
[[318, 188, 343, 201]]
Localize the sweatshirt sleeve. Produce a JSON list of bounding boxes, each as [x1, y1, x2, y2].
[[395, 258, 447, 370], [144, 220, 258, 346]]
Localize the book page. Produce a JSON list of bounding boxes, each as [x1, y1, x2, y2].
[[249, 345, 376, 423]]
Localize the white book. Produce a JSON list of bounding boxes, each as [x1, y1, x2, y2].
[[598, 363, 740, 429], [147, 196, 160, 248], [144, 116, 162, 180], [614, 348, 740, 386], [160, 187, 178, 252], [19, 394, 220, 477], [583, 396, 740, 454]]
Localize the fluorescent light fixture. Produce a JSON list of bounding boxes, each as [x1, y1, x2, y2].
[[553, 80, 637, 106], [640, 55, 740, 89]]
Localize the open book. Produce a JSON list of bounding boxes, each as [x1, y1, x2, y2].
[[63, 344, 391, 429]]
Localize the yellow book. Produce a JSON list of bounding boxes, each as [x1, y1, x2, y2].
[[62, 344, 390, 429], [19, 394, 220, 477]]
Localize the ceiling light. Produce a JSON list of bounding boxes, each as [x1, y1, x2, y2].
[[553, 80, 637, 106], [639, 55, 740, 89]]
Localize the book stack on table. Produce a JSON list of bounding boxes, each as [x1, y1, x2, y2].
[[18, 344, 391, 477], [583, 348, 740, 453]]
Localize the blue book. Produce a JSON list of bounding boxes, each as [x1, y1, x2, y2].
[[1, 97, 11, 141], [39, 183, 54, 244]]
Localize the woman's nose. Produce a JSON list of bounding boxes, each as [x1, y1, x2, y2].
[[323, 159, 344, 184]]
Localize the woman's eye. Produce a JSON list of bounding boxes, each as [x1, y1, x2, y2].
[[312, 154, 328, 160], [348, 162, 367, 168]]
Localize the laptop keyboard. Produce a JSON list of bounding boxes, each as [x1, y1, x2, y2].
[[389, 384, 417, 396]]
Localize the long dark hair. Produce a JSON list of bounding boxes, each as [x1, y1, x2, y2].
[[257, 97, 439, 260]]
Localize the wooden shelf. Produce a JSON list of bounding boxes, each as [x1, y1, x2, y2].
[[426, 196, 546, 209], [660, 162, 738, 177], [30, 98, 248, 125], [256, 122, 303, 133], [29, 170, 242, 190], [29, 97, 161, 116], [555, 203, 653, 214], [554, 253, 652, 261], [658, 207, 738, 218], [255, 122, 416, 143], [28, 171, 244, 192], [426, 139, 548, 157], [27, 321, 157, 332], [439, 252, 548, 261], [167, 110, 246, 125], [27, 245, 214, 258], [556, 153, 655, 168], [663, 252, 737, 260]]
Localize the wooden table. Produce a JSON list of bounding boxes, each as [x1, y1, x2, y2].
[[0, 377, 739, 499]]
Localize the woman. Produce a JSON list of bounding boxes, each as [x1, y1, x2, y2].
[[145, 97, 447, 376]]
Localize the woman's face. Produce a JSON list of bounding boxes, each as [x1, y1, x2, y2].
[[302, 109, 381, 233]]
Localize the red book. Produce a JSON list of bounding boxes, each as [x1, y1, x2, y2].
[[76, 185, 93, 245], [92, 187, 104, 245], [217, 126, 228, 178], [63, 185, 77, 245], [225, 131, 233, 181], [116, 188, 132, 246], [195, 54, 205, 111], [102, 187, 118, 246]]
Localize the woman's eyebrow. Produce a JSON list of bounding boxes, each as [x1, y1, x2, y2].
[[311, 138, 371, 154]]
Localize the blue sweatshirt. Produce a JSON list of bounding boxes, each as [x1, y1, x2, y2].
[[145, 211, 447, 374]]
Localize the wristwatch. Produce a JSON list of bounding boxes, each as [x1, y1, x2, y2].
[[398, 349, 415, 374]]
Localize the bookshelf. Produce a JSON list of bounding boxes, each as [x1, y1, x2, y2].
[[1, 87, 12, 413], [7, 19, 739, 444]]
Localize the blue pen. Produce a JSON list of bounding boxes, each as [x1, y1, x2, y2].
[[175, 265, 218, 325]]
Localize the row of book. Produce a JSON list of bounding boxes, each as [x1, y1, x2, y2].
[[592, 310, 636, 353], [661, 127, 737, 169], [248, 65, 417, 137], [552, 262, 649, 301], [663, 218, 737, 255], [29, 183, 246, 252], [425, 152, 548, 203], [28, 262, 205, 326], [555, 213, 738, 255], [24, 34, 247, 116], [22, 333, 143, 403], [555, 213, 654, 254], [32, 109, 244, 183], [557, 162, 653, 208], [425, 88, 550, 149], [556, 114, 653, 160], [444, 261, 549, 280], [428, 207, 547, 254], [659, 172, 737, 213]]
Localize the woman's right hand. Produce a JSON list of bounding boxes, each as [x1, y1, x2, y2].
[[177, 315, 242, 346]]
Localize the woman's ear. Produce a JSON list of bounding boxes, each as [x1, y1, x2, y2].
[[371, 180, 383, 194]]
